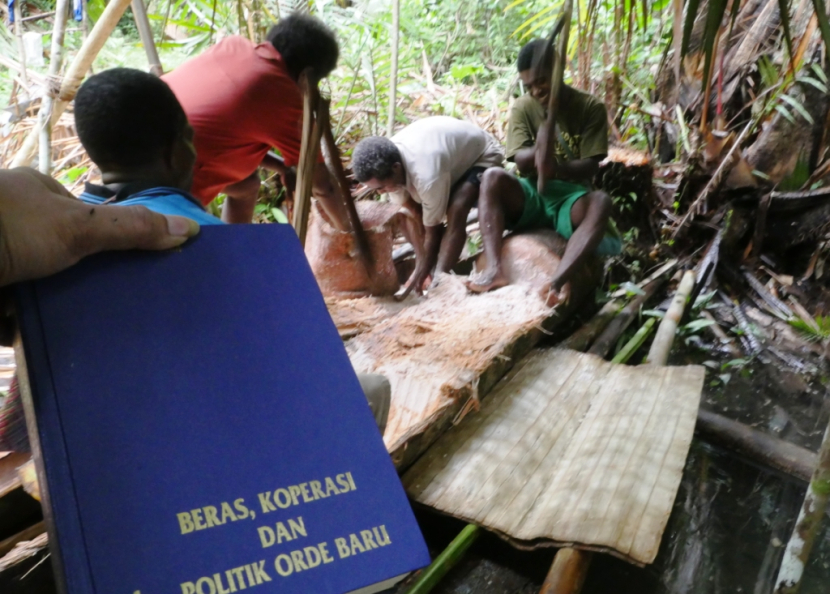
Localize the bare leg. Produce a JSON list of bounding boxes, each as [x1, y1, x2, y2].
[[435, 180, 479, 274], [549, 190, 611, 293], [466, 169, 526, 293], [221, 171, 260, 224]]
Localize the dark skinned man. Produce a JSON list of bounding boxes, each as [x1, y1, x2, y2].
[[467, 39, 621, 305]]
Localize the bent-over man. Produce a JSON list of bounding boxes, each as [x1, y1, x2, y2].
[[162, 15, 349, 226], [352, 116, 504, 297]]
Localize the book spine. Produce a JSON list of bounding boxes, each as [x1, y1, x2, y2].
[[14, 282, 96, 594]]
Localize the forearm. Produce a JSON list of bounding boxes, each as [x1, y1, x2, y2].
[[554, 157, 601, 183], [260, 152, 288, 173], [513, 147, 537, 177], [421, 225, 442, 275]]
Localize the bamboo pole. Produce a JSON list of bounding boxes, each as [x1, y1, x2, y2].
[[773, 421, 830, 593], [610, 317, 656, 364], [645, 270, 695, 366], [38, 0, 71, 176], [13, 0, 29, 89], [131, 0, 163, 75], [387, 0, 400, 136], [404, 524, 480, 594], [293, 73, 322, 247], [11, 0, 135, 169], [319, 98, 374, 276]]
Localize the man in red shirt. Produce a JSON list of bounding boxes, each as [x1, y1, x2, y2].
[[163, 15, 349, 226]]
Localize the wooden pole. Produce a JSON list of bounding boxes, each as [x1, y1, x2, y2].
[[645, 270, 695, 366], [293, 72, 322, 247], [319, 98, 374, 276], [537, 0, 573, 193], [560, 300, 622, 352], [38, 0, 70, 175], [404, 524, 480, 594], [696, 409, 816, 482], [131, 0, 163, 76], [539, 548, 593, 594], [387, 0, 400, 136], [11, 0, 135, 169], [773, 421, 830, 593]]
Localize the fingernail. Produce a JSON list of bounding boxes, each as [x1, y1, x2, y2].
[[166, 216, 200, 238]]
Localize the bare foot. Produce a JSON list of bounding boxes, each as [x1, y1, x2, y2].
[[466, 269, 510, 293], [545, 282, 571, 307]]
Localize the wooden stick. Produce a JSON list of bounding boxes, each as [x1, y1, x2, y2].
[[539, 548, 593, 594], [131, 0, 163, 76], [319, 98, 374, 276], [12, 0, 29, 89], [560, 300, 622, 352], [11, 0, 135, 168], [774, 420, 830, 593], [537, 0, 573, 193], [645, 270, 695, 366], [38, 0, 70, 176], [293, 73, 322, 247], [404, 524, 480, 594], [696, 409, 815, 482], [611, 317, 656, 364]]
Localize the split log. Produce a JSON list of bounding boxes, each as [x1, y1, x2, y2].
[[306, 201, 401, 298], [695, 409, 816, 482]]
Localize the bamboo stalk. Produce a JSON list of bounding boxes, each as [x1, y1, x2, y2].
[[131, 0, 164, 75], [38, 0, 71, 176], [11, 0, 135, 169], [13, 0, 29, 89], [293, 73, 322, 247], [404, 524, 480, 594], [773, 421, 830, 593], [611, 317, 657, 364], [645, 270, 695, 366], [387, 0, 400, 136], [319, 98, 374, 276], [539, 548, 593, 594]]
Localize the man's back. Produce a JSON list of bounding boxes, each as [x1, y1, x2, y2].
[[163, 36, 304, 203]]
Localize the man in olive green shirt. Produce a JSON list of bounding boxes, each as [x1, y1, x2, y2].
[[468, 39, 620, 305]]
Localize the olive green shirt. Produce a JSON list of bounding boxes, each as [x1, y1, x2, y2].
[[505, 88, 609, 163]]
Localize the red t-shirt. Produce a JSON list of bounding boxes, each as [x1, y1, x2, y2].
[[163, 37, 306, 204]]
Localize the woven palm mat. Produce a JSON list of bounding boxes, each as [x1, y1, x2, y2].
[[403, 348, 704, 566]]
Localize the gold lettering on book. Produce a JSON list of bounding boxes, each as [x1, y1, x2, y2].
[[256, 472, 356, 514], [177, 499, 253, 535]]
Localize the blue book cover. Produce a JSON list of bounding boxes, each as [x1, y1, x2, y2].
[[15, 224, 430, 594]]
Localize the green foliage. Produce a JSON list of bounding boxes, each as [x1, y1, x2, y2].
[[789, 316, 830, 342]]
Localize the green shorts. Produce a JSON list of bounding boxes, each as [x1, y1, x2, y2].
[[512, 177, 622, 256]]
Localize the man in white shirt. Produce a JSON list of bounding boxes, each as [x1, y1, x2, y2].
[[352, 116, 504, 298]]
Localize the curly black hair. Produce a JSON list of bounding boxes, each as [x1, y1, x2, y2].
[[266, 15, 339, 81], [75, 68, 187, 169], [517, 39, 554, 73], [351, 137, 402, 182]]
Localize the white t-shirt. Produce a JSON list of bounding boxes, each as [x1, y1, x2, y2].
[[388, 117, 504, 226]]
